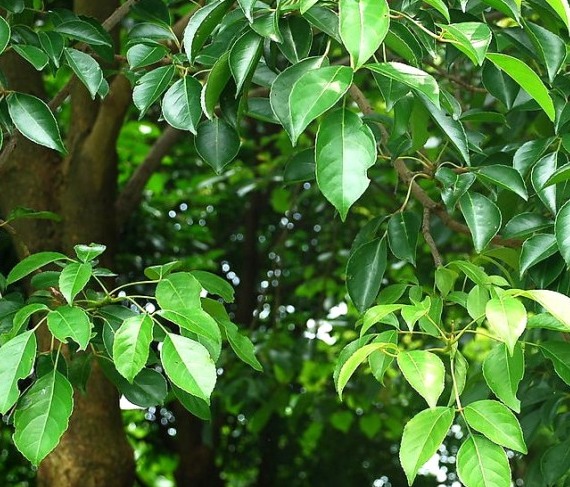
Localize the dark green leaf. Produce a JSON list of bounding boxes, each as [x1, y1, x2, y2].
[[483, 342, 523, 412], [55, 20, 112, 46], [7, 252, 68, 285], [190, 270, 234, 303], [387, 211, 421, 266], [201, 51, 231, 119], [459, 192, 502, 253], [195, 118, 241, 174], [520, 233, 558, 275], [229, 30, 263, 96], [133, 65, 175, 118], [476, 165, 527, 199], [555, 200, 570, 267], [162, 77, 202, 134], [12, 45, 49, 70], [278, 16, 312, 64], [126, 43, 168, 69]]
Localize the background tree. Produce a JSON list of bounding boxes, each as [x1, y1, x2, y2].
[[1, 0, 570, 486]]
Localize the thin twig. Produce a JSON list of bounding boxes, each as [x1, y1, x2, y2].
[[422, 208, 442, 267]]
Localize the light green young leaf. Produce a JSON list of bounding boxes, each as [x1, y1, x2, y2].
[[159, 308, 221, 344], [229, 30, 263, 95], [361, 304, 404, 335], [457, 435, 511, 487], [64, 48, 103, 99], [367, 62, 440, 108], [397, 350, 445, 409], [336, 342, 384, 398], [7, 252, 68, 285], [346, 237, 387, 313], [339, 0, 389, 69], [73, 243, 106, 263], [441, 23, 492, 65], [435, 267, 459, 297], [11, 304, 49, 338], [218, 319, 263, 371], [464, 400, 527, 453], [542, 0, 570, 33], [0, 331, 37, 414], [156, 272, 202, 311], [195, 118, 241, 174], [315, 109, 377, 220], [13, 370, 73, 466], [486, 53, 555, 122], [555, 200, 570, 268], [113, 314, 153, 383], [521, 289, 570, 330], [160, 333, 217, 403], [400, 407, 455, 485], [287, 66, 354, 145], [59, 262, 91, 304], [47, 306, 92, 351], [7, 93, 66, 153], [459, 192, 502, 253], [483, 342, 524, 412], [485, 297, 527, 355], [467, 285, 489, 322], [368, 330, 398, 384], [190, 270, 234, 303], [133, 65, 175, 118]]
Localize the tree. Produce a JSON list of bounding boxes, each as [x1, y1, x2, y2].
[[1, 0, 570, 486]]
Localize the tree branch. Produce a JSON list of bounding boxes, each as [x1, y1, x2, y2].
[[422, 208, 443, 267], [115, 126, 183, 229]]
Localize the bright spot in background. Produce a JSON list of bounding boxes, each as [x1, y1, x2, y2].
[[305, 319, 336, 345], [138, 124, 152, 135], [328, 302, 347, 319]]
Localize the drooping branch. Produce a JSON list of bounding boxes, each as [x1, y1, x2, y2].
[[348, 84, 523, 249], [115, 126, 184, 229]]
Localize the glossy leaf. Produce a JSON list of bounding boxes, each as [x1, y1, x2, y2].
[[229, 30, 263, 95], [441, 22, 492, 66], [525, 21, 566, 83], [482, 62, 519, 110], [74, 243, 106, 263], [482, 342, 524, 412], [237, 0, 257, 21], [201, 52, 231, 119], [159, 308, 221, 344], [486, 53, 555, 121], [162, 77, 202, 134], [367, 63, 440, 108], [542, 0, 570, 33], [339, 0, 389, 69], [64, 48, 103, 99], [368, 331, 398, 384], [459, 192, 501, 253], [397, 350, 445, 409], [156, 272, 202, 310], [7, 252, 68, 285], [387, 211, 421, 266], [47, 306, 91, 351], [173, 384, 211, 420], [13, 371, 73, 466], [133, 65, 175, 118], [218, 319, 262, 371], [58, 262, 91, 304], [315, 109, 376, 220], [287, 66, 354, 145], [485, 297, 526, 355], [457, 435, 511, 487], [335, 342, 382, 398], [190, 271, 234, 303], [278, 16, 312, 64], [531, 152, 557, 215], [346, 237, 387, 313], [55, 20, 112, 46], [476, 165, 527, 200], [464, 400, 527, 453], [195, 118, 241, 174], [13, 45, 49, 70], [303, 6, 341, 42], [127, 44, 169, 69], [0, 15, 10, 55], [160, 333, 217, 403], [522, 290, 570, 329], [541, 341, 570, 386], [7, 93, 66, 153], [555, 200, 570, 267], [113, 314, 153, 383], [183, 0, 233, 63], [520, 233, 558, 276], [0, 331, 37, 414], [400, 407, 455, 485]]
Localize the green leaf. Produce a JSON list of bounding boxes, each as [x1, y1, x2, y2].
[[423, 0, 450, 21], [190, 270, 234, 302], [218, 319, 263, 371], [456, 435, 511, 487], [133, 65, 175, 118], [467, 285, 489, 323], [131, 0, 171, 25], [55, 19, 112, 47], [11, 304, 49, 338], [387, 211, 421, 266], [482, 342, 523, 412], [451, 350, 468, 399], [269, 56, 326, 142], [144, 261, 181, 280], [525, 21, 566, 83], [7, 252, 68, 285], [284, 148, 315, 183], [346, 237, 387, 313], [339, 0, 389, 69], [13, 370, 73, 466], [541, 341, 570, 386], [237, 0, 257, 21], [400, 407, 455, 485], [315, 109, 376, 220], [0, 0, 24, 13], [369, 330, 398, 384], [435, 267, 458, 297], [160, 333, 217, 403], [367, 62, 440, 108], [485, 297, 526, 355], [74, 243, 106, 263], [12, 45, 49, 70], [251, 11, 282, 43], [513, 138, 553, 177], [173, 383, 211, 420], [201, 51, 231, 119], [361, 304, 404, 335], [503, 213, 551, 239], [159, 308, 221, 344], [195, 118, 241, 174], [521, 289, 570, 330], [464, 400, 527, 453], [303, 6, 341, 43], [287, 66, 353, 146], [440, 23, 492, 66], [482, 62, 519, 110], [127, 44, 169, 69], [541, 439, 570, 485], [162, 77, 202, 134], [156, 272, 202, 310], [63, 48, 103, 99], [555, 200, 570, 267], [476, 165, 527, 200], [397, 350, 445, 409], [278, 16, 312, 64], [544, 161, 570, 187], [58, 262, 91, 304], [0, 331, 37, 414], [335, 342, 384, 398], [129, 23, 176, 42], [520, 233, 558, 276], [183, 0, 233, 64], [47, 306, 92, 351], [229, 30, 263, 96], [7, 93, 66, 153], [542, 0, 570, 33], [113, 314, 153, 383], [459, 192, 502, 253], [122, 368, 168, 408], [486, 53, 555, 122], [38, 31, 64, 68], [531, 152, 557, 215]]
